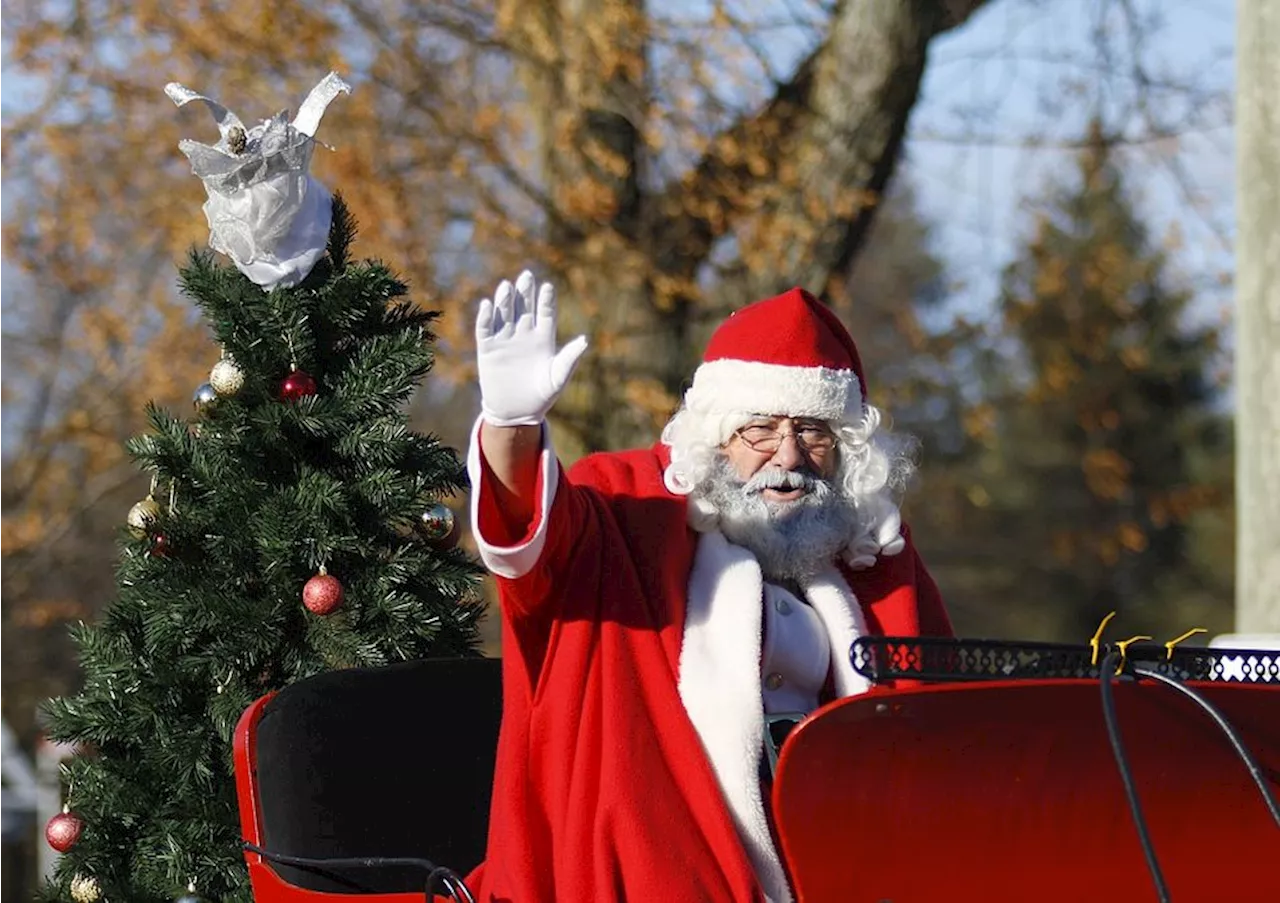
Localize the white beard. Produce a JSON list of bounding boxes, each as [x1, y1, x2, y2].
[[697, 457, 859, 582]]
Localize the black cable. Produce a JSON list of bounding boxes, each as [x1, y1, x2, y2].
[[1099, 651, 1172, 903], [428, 866, 477, 903], [242, 842, 476, 902], [1132, 665, 1280, 830]]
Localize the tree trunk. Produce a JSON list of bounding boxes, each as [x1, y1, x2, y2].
[[504, 0, 980, 453], [1235, 0, 1280, 633]]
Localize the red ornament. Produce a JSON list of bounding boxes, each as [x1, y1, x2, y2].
[[149, 533, 171, 557], [46, 810, 84, 852], [280, 369, 317, 401], [303, 570, 344, 615]]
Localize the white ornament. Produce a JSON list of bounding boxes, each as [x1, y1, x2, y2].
[[165, 73, 351, 290], [70, 874, 101, 903], [210, 357, 245, 396]]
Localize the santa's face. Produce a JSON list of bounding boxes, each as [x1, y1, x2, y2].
[[703, 418, 854, 580], [722, 416, 840, 503]]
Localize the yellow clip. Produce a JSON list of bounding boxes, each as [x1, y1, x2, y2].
[[1114, 635, 1153, 674], [1089, 611, 1117, 666], [1164, 627, 1207, 660]]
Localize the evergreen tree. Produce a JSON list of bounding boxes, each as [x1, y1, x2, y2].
[[981, 125, 1232, 639], [37, 197, 484, 903]]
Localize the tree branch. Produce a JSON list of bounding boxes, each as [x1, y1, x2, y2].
[[648, 0, 988, 296]]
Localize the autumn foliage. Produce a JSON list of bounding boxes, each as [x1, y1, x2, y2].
[[2, 0, 1232, 784]]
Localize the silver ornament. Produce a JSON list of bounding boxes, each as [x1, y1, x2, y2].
[[193, 382, 219, 413], [416, 503, 456, 542], [210, 357, 245, 396], [70, 874, 101, 903], [127, 496, 162, 537]]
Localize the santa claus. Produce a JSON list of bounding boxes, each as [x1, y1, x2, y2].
[[465, 270, 953, 903]]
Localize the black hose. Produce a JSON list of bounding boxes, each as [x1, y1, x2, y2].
[[1099, 651, 1172, 903], [1132, 664, 1280, 830], [242, 842, 475, 902]]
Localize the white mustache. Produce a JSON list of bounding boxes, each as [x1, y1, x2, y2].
[[743, 468, 818, 494]]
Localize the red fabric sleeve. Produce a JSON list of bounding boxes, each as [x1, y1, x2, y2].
[[473, 432, 547, 548]]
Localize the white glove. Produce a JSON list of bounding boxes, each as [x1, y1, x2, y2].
[[476, 270, 588, 427]]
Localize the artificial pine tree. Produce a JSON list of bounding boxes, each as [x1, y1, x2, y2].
[[38, 75, 484, 903]]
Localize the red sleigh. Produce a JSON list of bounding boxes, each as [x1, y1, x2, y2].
[[233, 640, 1279, 903], [234, 658, 501, 902]]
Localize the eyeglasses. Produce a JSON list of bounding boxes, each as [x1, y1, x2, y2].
[[733, 420, 837, 454]]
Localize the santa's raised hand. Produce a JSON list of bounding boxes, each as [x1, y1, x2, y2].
[[476, 271, 588, 427]]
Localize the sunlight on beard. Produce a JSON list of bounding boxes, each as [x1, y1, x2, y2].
[[699, 457, 860, 582]]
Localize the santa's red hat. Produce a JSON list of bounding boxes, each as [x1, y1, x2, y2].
[[680, 287, 867, 441]]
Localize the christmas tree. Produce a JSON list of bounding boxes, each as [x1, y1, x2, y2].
[[37, 74, 484, 903]]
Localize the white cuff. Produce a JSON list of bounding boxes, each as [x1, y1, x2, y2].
[[466, 415, 559, 579]]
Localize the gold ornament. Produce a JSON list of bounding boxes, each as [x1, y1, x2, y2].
[[70, 874, 101, 903], [192, 382, 218, 413], [227, 125, 247, 155], [210, 357, 245, 396], [127, 496, 162, 537]]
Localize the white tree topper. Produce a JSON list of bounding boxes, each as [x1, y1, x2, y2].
[[165, 72, 351, 290]]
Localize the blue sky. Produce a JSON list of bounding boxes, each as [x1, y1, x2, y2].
[[905, 0, 1235, 327]]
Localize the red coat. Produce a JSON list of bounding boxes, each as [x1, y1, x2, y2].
[[465, 433, 952, 903]]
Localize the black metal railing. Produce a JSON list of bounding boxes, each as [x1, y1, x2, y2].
[[851, 637, 1280, 684]]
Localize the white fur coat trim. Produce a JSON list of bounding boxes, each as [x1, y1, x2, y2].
[[801, 565, 873, 698], [679, 531, 789, 903], [678, 535, 871, 903]]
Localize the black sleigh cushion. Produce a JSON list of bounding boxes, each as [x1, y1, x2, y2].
[[253, 657, 503, 894]]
